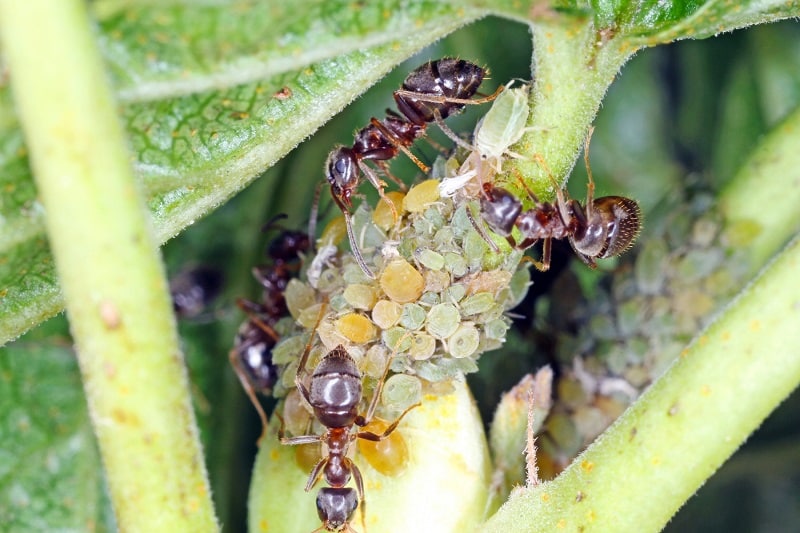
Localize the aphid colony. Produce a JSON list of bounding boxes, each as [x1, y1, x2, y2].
[[231, 58, 642, 532]]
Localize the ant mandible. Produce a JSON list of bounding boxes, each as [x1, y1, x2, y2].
[[230, 217, 311, 438], [324, 58, 502, 278], [479, 130, 642, 270], [279, 318, 418, 532]]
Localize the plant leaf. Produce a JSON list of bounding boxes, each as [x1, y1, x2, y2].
[[0, 2, 486, 345], [0, 329, 112, 531]]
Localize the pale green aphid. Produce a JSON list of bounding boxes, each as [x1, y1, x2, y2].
[[473, 80, 531, 172], [439, 81, 531, 197]]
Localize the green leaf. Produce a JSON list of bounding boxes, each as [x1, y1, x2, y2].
[[0, 333, 111, 531], [0, 2, 486, 345]]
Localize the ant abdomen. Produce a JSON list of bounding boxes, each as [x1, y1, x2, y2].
[[571, 196, 642, 266], [307, 346, 362, 428], [396, 58, 486, 124]]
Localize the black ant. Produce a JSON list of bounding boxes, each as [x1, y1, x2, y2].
[[279, 322, 418, 532], [169, 265, 223, 319], [324, 58, 502, 278], [230, 216, 311, 435], [479, 132, 641, 270]]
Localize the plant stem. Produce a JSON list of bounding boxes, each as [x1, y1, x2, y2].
[[0, 1, 218, 531], [504, 20, 639, 199], [482, 235, 800, 532], [720, 105, 800, 268]]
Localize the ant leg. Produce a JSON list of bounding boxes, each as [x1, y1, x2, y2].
[[466, 202, 500, 253], [229, 348, 269, 442], [583, 126, 596, 220], [531, 153, 573, 226], [359, 161, 399, 224], [432, 108, 473, 151], [520, 254, 547, 272], [539, 238, 552, 272], [356, 401, 420, 442], [295, 301, 329, 392], [369, 118, 430, 174], [236, 298, 281, 342], [393, 83, 504, 106], [343, 209, 376, 279], [374, 160, 408, 192], [350, 462, 367, 533]]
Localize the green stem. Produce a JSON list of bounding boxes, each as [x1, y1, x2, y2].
[[720, 105, 800, 268], [0, 1, 218, 530], [504, 20, 639, 199], [482, 235, 800, 532]]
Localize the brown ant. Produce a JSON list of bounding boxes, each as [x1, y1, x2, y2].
[[324, 58, 502, 278], [279, 321, 418, 532], [230, 217, 311, 435], [479, 132, 641, 270]]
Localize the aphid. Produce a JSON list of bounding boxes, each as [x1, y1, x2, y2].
[[325, 58, 501, 279], [280, 325, 418, 532], [230, 221, 311, 435], [169, 265, 223, 319], [479, 131, 641, 270], [440, 81, 531, 198]]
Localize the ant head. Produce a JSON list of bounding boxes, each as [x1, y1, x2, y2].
[[326, 147, 358, 205], [479, 185, 522, 237], [316, 487, 358, 531]]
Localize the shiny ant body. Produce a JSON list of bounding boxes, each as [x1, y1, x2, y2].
[[324, 58, 501, 278], [169, 265, 223, 319], [479, 134, 641, 270], [280, 333, 418, 532], [230, 218, 311, 433]]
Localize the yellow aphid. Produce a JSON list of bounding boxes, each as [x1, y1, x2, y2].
[[380, 258, 425, 303], [403, 179, 440, 213], [373, 191, 406, 230], [318, 216, 347, 247], [334, 313, 378, 344]]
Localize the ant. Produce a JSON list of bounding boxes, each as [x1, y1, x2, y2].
[[279, 320, 418, 532], [230, 216, 311, 435], [324, 58, 502, 278], [479, 130, 641, 270], [169, 265, 224, 320]]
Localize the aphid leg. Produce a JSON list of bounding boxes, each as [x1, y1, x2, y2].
[[466, 202, 501, 253], [343, 209, 377, 279], [229, 348, 269, 442]]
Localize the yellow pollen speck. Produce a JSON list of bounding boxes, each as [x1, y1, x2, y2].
[[541, 492, 550, 502], [581, 460, 594, 473], [652, 456, 661, 465], [270, 449, 280, 461], [680, 348, 690, 358], [587, 510, 596, 521], [699, 335, 708, 345], [700, 385, 712, 396], [557, 519, 566, 528], [749, 319, 761, 331], [721, 331, 731, 341]]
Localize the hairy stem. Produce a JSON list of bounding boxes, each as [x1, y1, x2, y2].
[[0, 1, 218, 530]]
